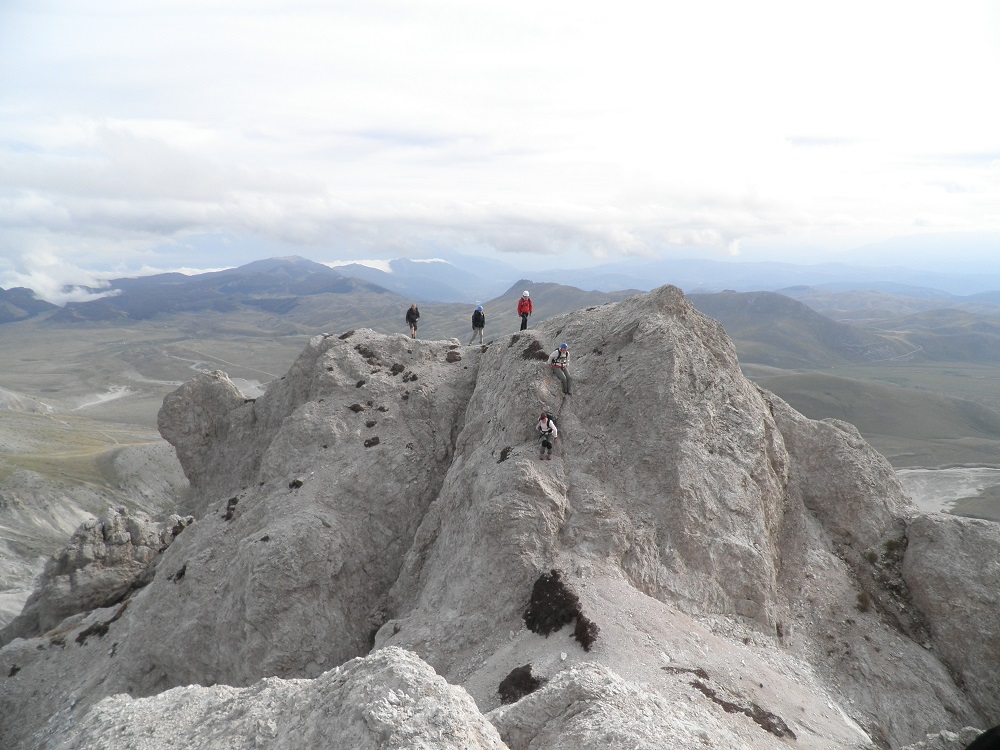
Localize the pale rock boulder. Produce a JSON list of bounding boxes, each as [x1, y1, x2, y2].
[[0, 506, 192, 643], [157, 370, 246, 503], [488, 659, 806, 750], [54, 647, 507, 750]]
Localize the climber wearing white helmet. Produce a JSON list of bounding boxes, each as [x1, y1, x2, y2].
[[547, 343, 572, 396], [517, 290, 533, 331], [469, 305, 486, 345]]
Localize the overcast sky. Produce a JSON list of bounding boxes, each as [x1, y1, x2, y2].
[[1, 0, 999, 300]]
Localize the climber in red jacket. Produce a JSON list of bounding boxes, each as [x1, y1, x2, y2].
[[517, 290, 532, 331]]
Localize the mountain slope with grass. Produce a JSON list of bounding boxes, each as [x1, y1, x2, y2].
[[688, 290, 915, 368]]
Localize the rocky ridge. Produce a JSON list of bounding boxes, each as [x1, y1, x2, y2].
[[1, 285, 998, 749]]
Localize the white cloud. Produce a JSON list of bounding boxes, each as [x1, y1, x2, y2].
[[1, 0, 999, 284], [0, 251, 119, 304]]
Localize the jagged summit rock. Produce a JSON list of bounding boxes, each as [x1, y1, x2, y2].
[[1, 284, 999, 750]]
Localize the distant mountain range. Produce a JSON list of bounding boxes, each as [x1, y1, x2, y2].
[[9, 252, 1000, 323], [45, 257, 392, 323]]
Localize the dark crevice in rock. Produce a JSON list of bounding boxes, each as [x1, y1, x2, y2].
[[76, 602, 129, 646], [498, 664, 543, 705], [691, 679, 795, 739]]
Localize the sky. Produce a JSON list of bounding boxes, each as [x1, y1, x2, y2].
[[1, 0, 999, 301]]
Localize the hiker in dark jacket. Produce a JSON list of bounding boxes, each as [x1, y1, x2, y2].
[[469, 305, 485, 345], [405, 303, 420, 339], [547, 343, 571, 395]]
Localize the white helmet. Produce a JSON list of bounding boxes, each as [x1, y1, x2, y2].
[[522, 290, 530, 297]]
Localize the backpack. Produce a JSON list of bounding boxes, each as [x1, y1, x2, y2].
[[538, 413, 557, 448]]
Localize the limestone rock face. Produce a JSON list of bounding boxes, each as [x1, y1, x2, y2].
[[903, 515, 1000, 722], [55, 647, 506, 750], [2, 286, 999, 750], [0, 506, 192, 643]]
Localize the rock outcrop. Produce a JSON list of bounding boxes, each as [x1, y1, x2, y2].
[[0, 507, 193, 643], [1, 285, 998, 750], [54, 647, 506, 750]]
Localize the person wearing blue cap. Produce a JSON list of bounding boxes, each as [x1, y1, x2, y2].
[[469, 305, 486, 345], [547, 343, 572, 395]]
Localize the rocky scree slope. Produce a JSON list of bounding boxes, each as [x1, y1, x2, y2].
[[1, 285, 998, 750]]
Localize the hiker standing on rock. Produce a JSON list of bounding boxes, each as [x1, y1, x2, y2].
[[517, 290, 532, 331], [469, 305, 485, 345], [547, 343, 572, 395], [537, 411, 558, 460], [405, 303, 420, 339]]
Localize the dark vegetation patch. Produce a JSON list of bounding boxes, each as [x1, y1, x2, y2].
[[356, 380, 366, 388], [76, 603, 128, 646], [390, 363, 405, 375], [508, 334, 520, 347], [243, 397, 256, 403], [339, 330, 354, 339], [377, 405, 389, 412], [354, 344, 380, 364], [402, 392, 410, 401], [662, 665, 710, 680], [692, 680, 795, 739], [348, 403, 365, 412], [366, 420, 377, 428], [171, 517, 190, 537], [259, 535, 270, 542], [573, 616, 601, 651], [289, 478, 304, 489], [523, 569, 599, 651], [446, 351, 462, 363], [169, 564, 187, 583], [498, 446, 513, 463], [498, 664, 543, 704], [364, 436, 380, 448], [223, 497, 239, 521], [522, 340, 547, 361], [403, 372, 418, 382], [8, 664, 19, 677]]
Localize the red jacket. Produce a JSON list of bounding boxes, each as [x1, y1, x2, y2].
[[517, 297, 533, 315]]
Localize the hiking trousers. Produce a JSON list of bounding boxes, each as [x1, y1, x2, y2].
[[520, 313, 529, 330], [553, 367, 571, 394], [469, 327, 484, 345]]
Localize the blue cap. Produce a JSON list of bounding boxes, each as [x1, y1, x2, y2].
[[560, 343, 568, 349], [476, 305, 483, 311]]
